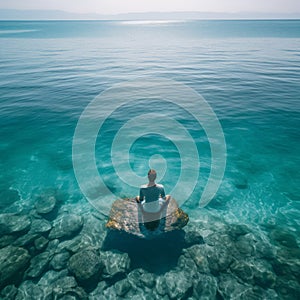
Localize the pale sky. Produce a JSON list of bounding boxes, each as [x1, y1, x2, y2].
[[0, 0, 299, 15]]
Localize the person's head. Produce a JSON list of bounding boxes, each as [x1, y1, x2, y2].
[[147, 169, 157, 182]]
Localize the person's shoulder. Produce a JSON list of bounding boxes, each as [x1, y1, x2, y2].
[[156, 183, 164, 189], [140, 184, 148, 189]]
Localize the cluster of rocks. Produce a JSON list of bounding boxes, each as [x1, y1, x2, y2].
[[0, 192, 299, 299]]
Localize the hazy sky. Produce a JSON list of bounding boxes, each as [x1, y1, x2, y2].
[[0, 0, 299, 15]]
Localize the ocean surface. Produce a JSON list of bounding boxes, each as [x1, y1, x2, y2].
[[0, 20, 299, 297]]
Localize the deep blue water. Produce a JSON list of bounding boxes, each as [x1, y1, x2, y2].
[[0, 20, 299, 233]]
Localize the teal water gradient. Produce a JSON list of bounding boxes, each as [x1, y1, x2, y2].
[[0, 20, 299, 232]]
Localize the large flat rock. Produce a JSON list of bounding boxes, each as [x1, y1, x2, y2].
[[106, 198, 189, 238]]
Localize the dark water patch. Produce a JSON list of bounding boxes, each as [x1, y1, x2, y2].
[[102, 230, 186, 274], [0, 188, 20, 210]]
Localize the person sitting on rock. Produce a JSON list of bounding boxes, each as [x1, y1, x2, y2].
[[135, 169, 171, 213]]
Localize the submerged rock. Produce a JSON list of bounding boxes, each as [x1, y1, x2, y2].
[[106, 198, 189, 238], [26, 251, 53, 278], [0, 235, 16, 248], [34, 236, 49, 251], [29, 270, 88, 300], [16, 280, 45, 300], [13, 232, 39, 248], [0, 214, 31, 235], [183, 244, 210, 274], [165, 270, 193, 299], [114, 278, 131, 297], [101, 250, 131, 279], [35, 194, 56, 215], [68, 249, 103, 283], [0, 246, 30, 288], [0, 284, 18, 300], [193, 274, 218, 299], [30, 218, 52, 234], [49, 214, 83, 240], [50, 251, 70, 270], [230, 259, 254, 282]]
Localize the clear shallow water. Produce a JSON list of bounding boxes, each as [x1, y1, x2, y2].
[[0, 21, 300, 225], [0, 20, 299, 233]]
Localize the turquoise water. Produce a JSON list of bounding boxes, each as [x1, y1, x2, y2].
[[1, 20, 299, 219], [0, 20, 299, 296]]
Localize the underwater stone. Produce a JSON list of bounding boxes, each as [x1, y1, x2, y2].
[[114, 278, 131, 297], [256, 239, 276, 260], [238, 286, 279, 300], [50, 251, 70, 270], [164, 270, 193, 299], [106, 198, 189, 238], [217, 274, 250, 299], [49, 214, 83, 240], [204, 231, 232, 247], [252, 260, 276, 288], [272, 247, 300, 279], [51, 276, 88, 300], [193, 274, 217, 299], [26, 251, 53, 278], [156, 276, 168, 296], [275, 277, 300, 299], [35, 194, 56, 215], [101, 250, 131, 279], [228, 224, 251, 239], [140, 271, 156, 288], [0, 235, 15, 248], [37, 271, 87, 300], [184, 229, 205, 247], [235, 234, 255, 257], [100, 285, 118, 299], [89, 281, 108, 300], [16, 280, 45, 300], [177, 255, 198, 278], [46, 238, 60, 256], [34, 236, 49, 251], [183, 245, 210, 273], [38, 269, 69, 286], [127, 268, 145, 289], [0, 284, 18, 300], [13, 232, 39, 248], [230, 259, 253, 282], [270, 228, 298, 248], [129, 292, 158, 300], [0, 214, 31, 235], [206, 245, 233, 275], [30, 218, 52, 234], [57, 233, 97, 254], [68, 249, 103, 282], [0, 246, 30, 288]]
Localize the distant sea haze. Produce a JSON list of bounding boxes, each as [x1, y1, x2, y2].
[[0, 9, 300, 20]]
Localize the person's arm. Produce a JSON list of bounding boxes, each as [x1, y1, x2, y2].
[[160, 186, 166, 199], [160, 185, 170, 202], [139, 188, 143, 202]]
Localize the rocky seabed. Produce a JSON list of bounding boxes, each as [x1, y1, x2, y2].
[[0, 190, 299, 300]]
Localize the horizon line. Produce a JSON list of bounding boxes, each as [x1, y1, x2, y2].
[[0, 9, 299, 21]]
